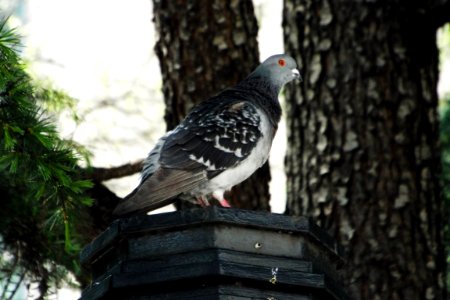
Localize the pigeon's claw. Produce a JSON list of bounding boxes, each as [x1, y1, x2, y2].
[[212, 190, 231, 208], [197, 196, 210, 207], [218, 198, 231, 208]]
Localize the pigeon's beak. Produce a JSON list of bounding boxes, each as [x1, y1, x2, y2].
[[292, 68, 302, 82]]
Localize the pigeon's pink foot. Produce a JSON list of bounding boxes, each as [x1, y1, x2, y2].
[[197, 196, 210, 207], [212, 191, 231, 208], [218, 198, 231, 208]]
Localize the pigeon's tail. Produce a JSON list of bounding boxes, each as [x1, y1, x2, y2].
[[112, 167, 207, 217]]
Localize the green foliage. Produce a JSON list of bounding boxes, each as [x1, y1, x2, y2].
[[441, 97, 450, 208], [440, 95, 450, 292], [34, 79, 82, 124], [0, 20, 93, 298], [439, 24, 450, 64]]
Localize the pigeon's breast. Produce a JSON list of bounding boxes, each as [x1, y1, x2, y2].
[[191, 107, 275, 195]]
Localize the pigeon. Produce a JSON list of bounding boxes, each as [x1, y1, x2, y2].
[[113, 54, 300, 216]]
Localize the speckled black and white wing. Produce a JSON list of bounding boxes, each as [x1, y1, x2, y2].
[[160, 99, 262, 176]]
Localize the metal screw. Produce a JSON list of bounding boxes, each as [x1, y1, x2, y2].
[[270, 267, 278, 284]]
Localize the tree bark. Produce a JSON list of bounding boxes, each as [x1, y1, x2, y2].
[[152, 0, 271, 210], [283, 1, 447, 299]]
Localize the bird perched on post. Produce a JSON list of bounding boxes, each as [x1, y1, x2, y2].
[[113, 54, 300, 217]]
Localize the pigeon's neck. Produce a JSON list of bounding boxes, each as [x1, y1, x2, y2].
[[233, 75, 282, 125], [238, 75, 282, 98]]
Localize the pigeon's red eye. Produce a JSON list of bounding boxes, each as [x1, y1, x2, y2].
[[278, 59, 286, 67]]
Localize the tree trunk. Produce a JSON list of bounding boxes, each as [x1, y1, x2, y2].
[[283, 1, 448, 299], [152, 0, 271, 210]]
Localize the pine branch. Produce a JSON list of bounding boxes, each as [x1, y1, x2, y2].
[[0, 19, 96, 296]]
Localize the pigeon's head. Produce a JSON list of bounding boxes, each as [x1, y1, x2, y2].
[[251, 54, 301, 88]]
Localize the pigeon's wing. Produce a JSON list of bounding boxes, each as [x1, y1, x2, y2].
[[140, 131, 172, 183], [160, 99, 263, 177], [113, 99, 263, 217]]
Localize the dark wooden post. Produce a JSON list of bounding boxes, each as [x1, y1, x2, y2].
[[80, 207, 347, 299]]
